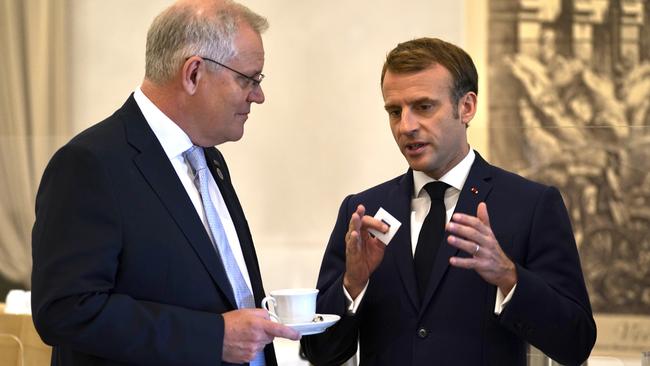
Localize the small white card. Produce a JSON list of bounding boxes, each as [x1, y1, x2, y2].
[[368, 207, 401, 245]]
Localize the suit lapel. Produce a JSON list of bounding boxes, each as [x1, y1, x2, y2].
[[419, 152, 493, 314], [120, 96, 238, 309], [387, 172, 421, 311]]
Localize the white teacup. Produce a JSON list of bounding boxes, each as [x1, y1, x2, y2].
[[261, 288, 318, 324], [4, 289, 31, 314]]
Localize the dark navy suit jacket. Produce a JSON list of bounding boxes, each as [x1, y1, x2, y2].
[[302, 152, 596, 366], [31, 95, 275, 365]]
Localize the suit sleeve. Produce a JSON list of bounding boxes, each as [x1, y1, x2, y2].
[[31, 143, 223, 366], [498, 186, 597, 365], [300, 195, 361, 366]]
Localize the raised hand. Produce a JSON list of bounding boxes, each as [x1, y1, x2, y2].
[[343, 204, 389, 299], [446, 202, 517, 295]]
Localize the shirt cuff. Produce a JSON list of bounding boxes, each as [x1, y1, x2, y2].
[[344, 281, 369, 315], [494, 283, 517, 315]]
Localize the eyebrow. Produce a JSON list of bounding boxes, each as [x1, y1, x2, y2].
[[384, 97, 438, 111], [411, 97, 437, 106]]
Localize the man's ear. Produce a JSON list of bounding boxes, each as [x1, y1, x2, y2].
[[458, 91, 477, 126], [181, 57, 203, 95]]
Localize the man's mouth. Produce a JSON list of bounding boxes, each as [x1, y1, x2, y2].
[[405, 142, 427, 151]]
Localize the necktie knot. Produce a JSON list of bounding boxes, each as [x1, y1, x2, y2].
[[423, 181, 449, 202], [183, 146, 208, 174]]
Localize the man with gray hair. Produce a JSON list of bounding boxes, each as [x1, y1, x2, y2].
[[31, 1, 300, 365]]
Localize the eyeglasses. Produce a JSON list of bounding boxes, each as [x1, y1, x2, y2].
[[200, 56, 264, 89]]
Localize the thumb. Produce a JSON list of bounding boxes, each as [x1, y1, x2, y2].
[[477, 202, 491, 227], [265, 321, 301, 340]]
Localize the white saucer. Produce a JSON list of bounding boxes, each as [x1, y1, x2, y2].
[[285, 314, 340, 336]]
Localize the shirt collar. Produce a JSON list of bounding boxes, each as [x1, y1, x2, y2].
[[133, 87, 194, 160], [413, 149, 476, 198]]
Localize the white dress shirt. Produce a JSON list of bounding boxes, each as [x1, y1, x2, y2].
[[346, 149, 515, 314], [133, 88, 254, 292]]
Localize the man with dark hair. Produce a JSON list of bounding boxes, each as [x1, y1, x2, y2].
[[31, 1, 299, 365], [302, 37, 596, 365]]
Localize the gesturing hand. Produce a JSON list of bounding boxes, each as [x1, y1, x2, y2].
[[343, 205, 388, 299], [222, 308, 300, 363], [446, 202, 517, 295]]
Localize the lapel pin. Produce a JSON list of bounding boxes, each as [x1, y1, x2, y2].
[[470, 187, 479, 195], [216, 168, 224, 180]]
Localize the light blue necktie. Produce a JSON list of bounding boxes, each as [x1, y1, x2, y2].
[[184, 146, 265, 366]]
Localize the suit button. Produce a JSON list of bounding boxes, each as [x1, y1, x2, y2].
[[417, 327, 428, 338]]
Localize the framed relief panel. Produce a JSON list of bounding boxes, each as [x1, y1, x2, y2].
[[468, 0, 650, 357]]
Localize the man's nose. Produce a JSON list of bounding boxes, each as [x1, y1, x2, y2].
[[398, 109, 418, 134], [248, 85, 265, 104]]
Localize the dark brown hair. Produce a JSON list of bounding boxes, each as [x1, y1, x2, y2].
[[381, 37, 478, 106]]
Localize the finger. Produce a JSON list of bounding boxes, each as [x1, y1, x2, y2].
[[446, 221, 486, 248], [346, 218, 361, 248], [449, 256, 478, 269], [447, 234, 480, 256], [450, 212, 484, 231], [476, 202, 491, 227], [347, 213, 361, 236], [347, 231, 362, 255], [265, 321, 301, 340], [360, 215, 389, 234], [347, 205, 366, 238], [355, 204, 366, 221], [449, 213, 492, 239]]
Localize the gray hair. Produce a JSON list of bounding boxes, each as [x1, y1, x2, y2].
[[145, 0, 268, 84]]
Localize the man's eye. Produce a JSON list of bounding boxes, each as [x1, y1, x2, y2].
[[236, 76, 252, 87], [387, 109, 401, 118], [417, 104, 432, 111]]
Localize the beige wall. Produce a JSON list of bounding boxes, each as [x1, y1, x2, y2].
[[69, 0, 484, 291]]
